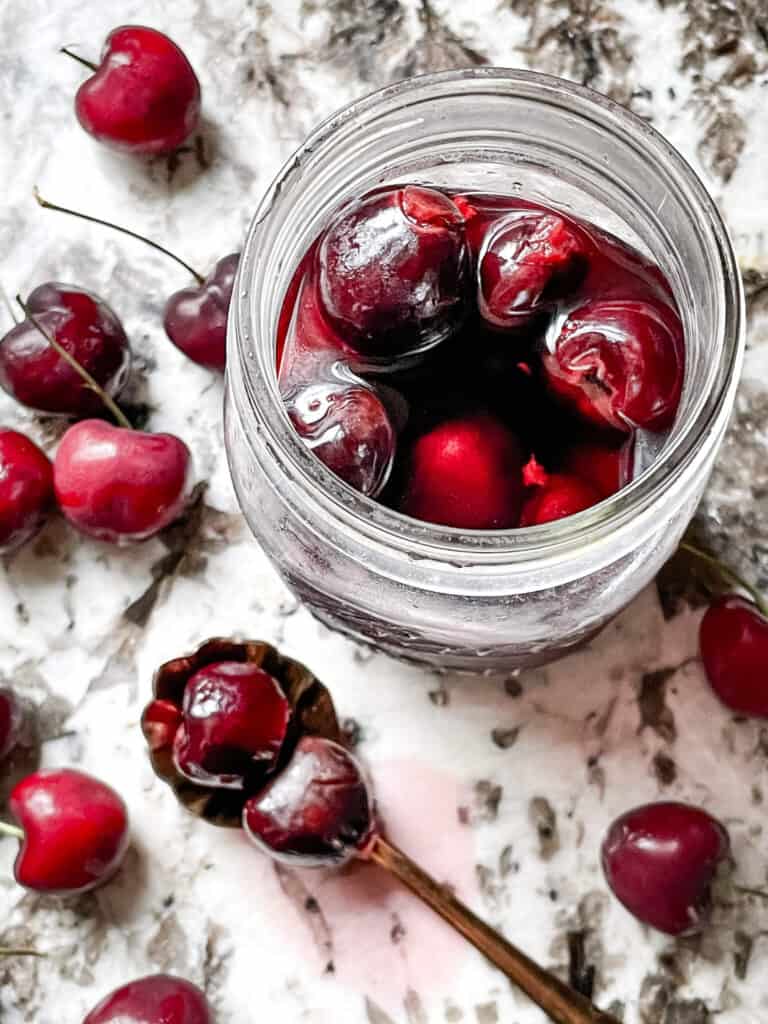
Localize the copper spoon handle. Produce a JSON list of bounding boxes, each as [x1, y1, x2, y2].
[[367, 835, 619, 1024]]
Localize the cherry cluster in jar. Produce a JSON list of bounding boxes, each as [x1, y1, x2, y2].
[[278, 185, 684, 529]]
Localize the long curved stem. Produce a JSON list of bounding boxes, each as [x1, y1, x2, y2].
[[60, 47, 98, 72], [0, 821, 24, 841], [679, 541, 768, 617], [16, 296, 132, 430], [367, 835, 620, 1024], [34, 189, 205, 284]]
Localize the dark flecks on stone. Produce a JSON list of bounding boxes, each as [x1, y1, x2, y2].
[[341, 717, 363, 747], [474, 1003, 498, 1024], [405, 988, 428, 1024], [504, 675, 523, 698], [653, 750, 678, 786], [274, 864, 333, 968], [499, 844, 518, 877], [365, 996, 399, 1024], [638, 669, 677, 742], [390, 914, 406, 944], [567, 929, 596, 999], [394, 0, 487, 78], [734, 930, 754, 981], [529, 796, 560, 860], [474, 781, 503, 823], [429, 688, 449, 707], [445, 1005, 463, 1022], [491, 725, 521, 749]]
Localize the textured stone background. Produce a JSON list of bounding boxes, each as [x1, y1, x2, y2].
[[1, 2, 767, 1022]]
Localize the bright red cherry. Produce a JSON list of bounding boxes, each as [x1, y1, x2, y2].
[[0, 284, 130, 416], [543, 298, 684, 433], [0, 688, 22, 762], [0, 429, 54, 553], [562, 435, 632, 500], [318, 185, 468, 362], [53, 419, 192, 543], [285, 380, 395, 497], [478, 209, 588, 328], [601, 801, 730, 936], [700, 596, 768, 717], [520, 462, 602, 526], [172, 661, 291, 790], [83, 974, 212, 1024], [401, 413, 523, 529], [9, 768, 129, 895], [69, 27, 201, 155], [163, 253, 239, 370], [243, 736, 374, 867]]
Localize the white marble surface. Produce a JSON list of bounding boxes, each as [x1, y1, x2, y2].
[[1, 1, 768, 1022]]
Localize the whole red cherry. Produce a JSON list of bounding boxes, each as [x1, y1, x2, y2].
[[700, 595, 768, 717], [163, 253, 240, 370], [318, 185, 468, 362], [601, 801, 730, 935], [70, 26, 201, 155], [0, 284, 130, 417], [173, 661, 291, 789], [54, 419, 192, 543], [9, 768, 129, 895], [83, 974, 212, 1024], [543, 298, 684, 433], [520, 470, 602, 526], [562, 435, 633, 500], [401, 413, 523, 529], [0, 429, 54, 553], [0, 688, 23, 762], [243, 735, 374, 867], [478, 209, 589, 329]]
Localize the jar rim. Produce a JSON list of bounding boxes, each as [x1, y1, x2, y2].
[[231, 67, 744, 566]]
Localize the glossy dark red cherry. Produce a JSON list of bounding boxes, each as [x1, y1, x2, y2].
[[0, 688, 22, 762], [520, 469, 602, 526], [318, 185, 468, 362], [83, 974, 212, 1024], [0, 284, 130, 417], [53, 419, 192, 543], [543, 298, 684, 433], [243, 735, 374, 866], [71, 27, 201, 155], [0, 429, 54, 553], [9, 768, 129, 895], [562, 435, 632, 500], [172, 661, 291, 789], [699, 596, 768, 717], [401, 413, 523, 529], [286, 380, 395, 497], [601, 801, 730, 935], [163, 252, 239, 370], [478, 209, 588, 328]]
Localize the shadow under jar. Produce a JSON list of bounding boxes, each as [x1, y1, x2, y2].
[[225, 69, 744, 673]]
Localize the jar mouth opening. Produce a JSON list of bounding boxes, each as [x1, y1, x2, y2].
[[233, 68, 744, 563]]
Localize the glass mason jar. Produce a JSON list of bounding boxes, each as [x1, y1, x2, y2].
[[225, 69, 744, 673]]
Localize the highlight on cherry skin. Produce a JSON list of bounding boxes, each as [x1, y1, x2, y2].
[[601, 801, 730, 936], [83, 973, 213, 1024], [0, 283, 130, 417], [53, 419, 193, 544], [0, 428, 54, 554], [65, 26, 201, 156], [2, 768, 129, 896], [172, 660, 292, 789], [243, 735, 375, 867], [277, 185, 685, 524]]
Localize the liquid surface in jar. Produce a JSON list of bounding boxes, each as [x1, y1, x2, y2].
[[276, 186, 684, 530]]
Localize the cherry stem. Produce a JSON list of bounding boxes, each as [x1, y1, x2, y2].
[[679, 541, 768, 617], [0, 948, 45, 957], [59, 47, 98, 72], [367, 834, 620, 1024], [0, 821, 24, 842], [34, 189, 205, 285], [15, 295, 133, 431]]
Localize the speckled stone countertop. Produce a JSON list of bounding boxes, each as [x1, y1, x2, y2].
[[1, 2, 768, 1022]]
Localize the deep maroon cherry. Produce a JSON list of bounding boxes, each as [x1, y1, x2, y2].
[[8, 768, 129, 895], [243, 735, 374, 866], [172, 661, 291, 789], [562, 435, 632, 500], [543, 298, 684, 433], [0, 284, 130, 416], [0, 688, 22, 762], [478, 209, 588, 329], [163, 252, 239, 370], [318, 185, 468, 362], [54, 419, 192, 543], [401, 413, 523, 529], [68, 26, 201, 155], [83, 974, 212, 1024], [0, 429, 54, 553], [700, 596, 768, 717], [601, 801, 730, 935]]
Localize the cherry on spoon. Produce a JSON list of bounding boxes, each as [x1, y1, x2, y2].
[[35, 190, 237, 370]]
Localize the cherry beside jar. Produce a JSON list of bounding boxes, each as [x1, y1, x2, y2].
[[225, 69, 743, 672]]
